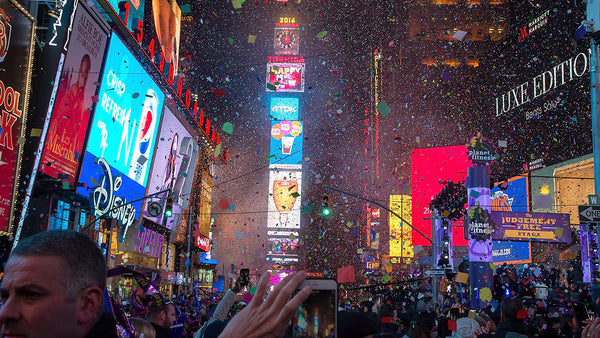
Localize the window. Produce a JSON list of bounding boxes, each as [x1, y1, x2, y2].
[[48, 200, 71, 230]]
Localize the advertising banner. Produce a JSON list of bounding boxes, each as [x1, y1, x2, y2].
[[411, 145, 470, 246], [143, 0, 181, 76], [270, 120, 302, 168], [267, 236, 299, 262], [389, 195, 414, 258], [468, 186, 493, 262], [270, 97, 299, 120], [77, 34, 164, 236], [266, 62, 305, 92], [492, 241, 532, 264], [195, 234, 210, 251], [490, 211, 571, 243], [105, 0, 145, 34], [267, 168, 302, 229], [491, 175, 529, 213], [40, 4, 109, 185], [143, 107, 199, 228], [0, 1, 35, 233], [274, 26, 300, 55]]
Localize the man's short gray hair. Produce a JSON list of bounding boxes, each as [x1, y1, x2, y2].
[[10, 230, 106, 301]]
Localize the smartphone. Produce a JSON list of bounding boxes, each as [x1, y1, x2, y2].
[[292, 279, 338, 337], [240, 268, 250, 287], [573, 303, 590, 325]]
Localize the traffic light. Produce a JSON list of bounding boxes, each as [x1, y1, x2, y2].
[[322, 194, 331, 216], [165, 197, 173, 217]]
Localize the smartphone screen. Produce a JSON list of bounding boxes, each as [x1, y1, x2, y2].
[[292, 280, 337, 337], [240, 269, 250, 286]]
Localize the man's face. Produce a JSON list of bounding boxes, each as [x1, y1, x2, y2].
[[164, 304, 176, 329], [0, 255, 82, 337]]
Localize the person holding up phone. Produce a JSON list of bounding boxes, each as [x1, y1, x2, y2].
[[217, 271, 312, 338]]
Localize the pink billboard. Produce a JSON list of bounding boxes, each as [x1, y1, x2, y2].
[[411, 145, 471, 246]]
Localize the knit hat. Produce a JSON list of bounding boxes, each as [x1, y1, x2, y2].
[[456, 317, 480, 338]]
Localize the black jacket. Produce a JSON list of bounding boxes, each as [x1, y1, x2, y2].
[[494, 319, 530, 338], [152, 322, 173, 338], [84, 312, 118, 338]]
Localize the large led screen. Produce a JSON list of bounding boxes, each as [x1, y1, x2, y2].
[[267, 168, 302, 229], [389, 195, 414, 258], [267, 235, 299, 263], [77, 33, 164, 232], [270, 120, 302, 169], [487, 1, 590, 172], [491, 175, 529, 213], [270, 97, 299, 121], [266, 62, 305, 92], [106, 0, 145, 33], [0, 0, 35, 233], [143, 106, 199, 229], [492, 241, 531, 264], [40, 4, 109, 185], [143, 0, 181, 76], [411, 145, 470, 246]]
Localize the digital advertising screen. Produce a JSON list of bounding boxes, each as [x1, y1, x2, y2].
[[40, 4, 109, 185], [267, 236, 299, 261], [411, 145, 470, 246], [487, 0, 590, 171], [267, 168, 302, 229], [105, 0, 145, 34], [389, 195, 414, 258], [491, 175, 529, 213], [274, 26, 300, 56], [266, 62, 305, 92], [270, 120, 303, 168], [468, 186, 493, 262], [143, 106, 199, 229], [143, 0, 181, 76], [492, 241, 532, 264], [77, 33, 164, 234], [270, 97, 299, 120], [0, 0, 35, 233]]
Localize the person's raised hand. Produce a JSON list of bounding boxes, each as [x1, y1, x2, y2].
[[218, 271, 312, 338], [582, 318, 600, 338]]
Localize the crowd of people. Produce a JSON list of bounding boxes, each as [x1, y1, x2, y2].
[[1, 230, 600, 338]]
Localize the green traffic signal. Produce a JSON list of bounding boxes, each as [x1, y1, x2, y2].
[[322, 194, 331, 216], [323, 208, 330, 216], [165, 197, 173, 217]]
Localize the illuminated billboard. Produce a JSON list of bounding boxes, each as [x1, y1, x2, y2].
[[270, 97, 299, 120], [491, 175, 529, 212], [143, 0, 181, 76], [143, 106, 199, 229], [411, 145, 470, 246], [389, 195, 414, 258], [40, 4, 109, 185], [492, 241, 532, 264], [267, 236, 299, 263], [267, 168, 302, 229], [106, 0, 145, 33], [0, 0, 35, 233], [274, 26, 300, 56], [77, 34, 164, 235], [270, 120, 302, 168], [266, 62, 305, 92]]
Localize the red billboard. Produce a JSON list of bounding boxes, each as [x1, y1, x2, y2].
[[411, 145, 470, 246], [0, 1, 35, 233], [39, 2, 109, 185]]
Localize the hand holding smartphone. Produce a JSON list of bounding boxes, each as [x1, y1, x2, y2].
[[292, 279, 338, 337], [240, 268, 250, 287]]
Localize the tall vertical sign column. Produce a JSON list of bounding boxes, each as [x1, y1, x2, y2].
[[466, 133, 496, 309], [265, 16, 305, 266]]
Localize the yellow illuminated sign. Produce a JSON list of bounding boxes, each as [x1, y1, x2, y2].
[[389, 195, 414, 258]]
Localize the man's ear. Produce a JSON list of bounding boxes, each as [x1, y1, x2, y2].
[[77, 286, 104, 325]]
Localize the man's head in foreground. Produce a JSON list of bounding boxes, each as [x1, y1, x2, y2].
[[0, 230, 106, 337]]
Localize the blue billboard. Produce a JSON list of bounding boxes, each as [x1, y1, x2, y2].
[[491, 175, 529, 212], [270, 97, 299, 120], [270, 120, 303, 168], [492, 241, 531, 264], [77, 33, 164, 235]]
